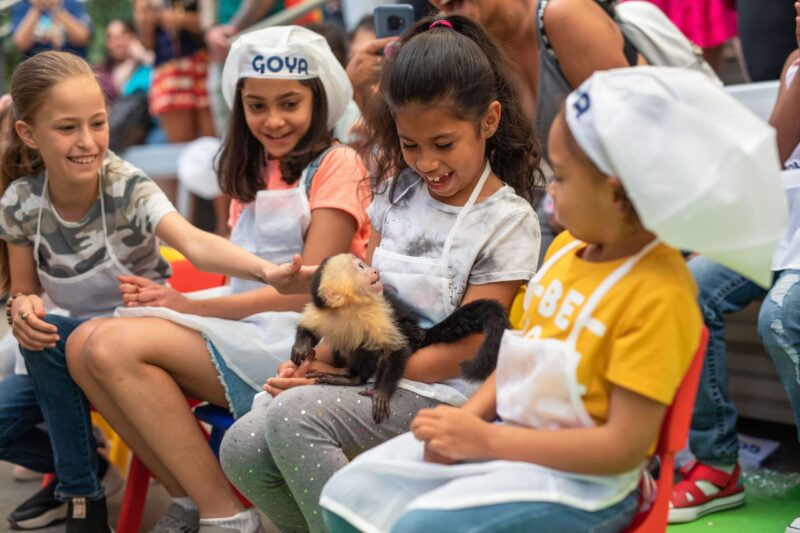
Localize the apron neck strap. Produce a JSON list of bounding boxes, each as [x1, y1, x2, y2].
[[565, 238, 660, 346]]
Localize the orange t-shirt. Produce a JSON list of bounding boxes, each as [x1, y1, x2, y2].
[[228, 145, 372, 259]]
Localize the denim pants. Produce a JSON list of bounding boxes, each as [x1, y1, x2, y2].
[[0, 373, 54, 473], [15, 314, 103, 501], [323, 490, 640, 533], [688, 257, 800, 465]]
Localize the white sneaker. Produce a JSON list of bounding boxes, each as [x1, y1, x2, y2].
[[786, 516, 800, 533]]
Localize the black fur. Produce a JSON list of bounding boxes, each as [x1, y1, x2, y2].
[[292, 261, 508, 423]]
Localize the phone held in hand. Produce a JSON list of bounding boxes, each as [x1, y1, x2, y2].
[[373, 4, 415, 39]]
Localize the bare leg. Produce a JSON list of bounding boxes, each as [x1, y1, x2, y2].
[[66, 319, 187, 496], [74, 317, 243, 518]]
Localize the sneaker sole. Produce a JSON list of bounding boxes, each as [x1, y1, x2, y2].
[[668, 492, 745, 523], [8, 504, 68, 530]]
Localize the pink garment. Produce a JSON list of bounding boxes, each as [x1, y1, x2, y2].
[[644, 0, 737, 48]]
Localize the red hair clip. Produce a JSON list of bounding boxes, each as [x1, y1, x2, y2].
[[428, 19, 454, 30]]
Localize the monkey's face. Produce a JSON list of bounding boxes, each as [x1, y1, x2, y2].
[[352, 257, 383, 295]]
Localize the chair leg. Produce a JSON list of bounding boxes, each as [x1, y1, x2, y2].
[[116, 455, 151, 533]]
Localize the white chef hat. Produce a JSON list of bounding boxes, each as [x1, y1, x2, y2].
[[565, 66, 787, 287], [221, 25, 353, 130]]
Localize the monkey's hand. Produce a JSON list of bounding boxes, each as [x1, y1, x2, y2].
[[290, 326, 318, 366], [358, 388, 391, 424], [290, 342, 315, 366]]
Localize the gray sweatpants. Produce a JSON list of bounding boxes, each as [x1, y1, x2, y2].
[[220, 383, 441, 533]]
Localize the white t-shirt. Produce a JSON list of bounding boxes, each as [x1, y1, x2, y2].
[[368, 169, 541, 304]]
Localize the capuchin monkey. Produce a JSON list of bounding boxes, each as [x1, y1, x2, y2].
[[291, 253, 509, 423]]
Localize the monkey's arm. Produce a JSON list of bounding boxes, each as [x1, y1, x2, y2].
[[290, 326, 320, 366], [403, 281, 519, 383], [360, 347, 411, 423]]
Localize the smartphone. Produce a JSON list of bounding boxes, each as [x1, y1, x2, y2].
[[373, 4, 415, 39]]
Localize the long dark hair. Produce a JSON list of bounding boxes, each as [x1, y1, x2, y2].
[[216, 77, 332, 202], [359, 14, 545, 204]]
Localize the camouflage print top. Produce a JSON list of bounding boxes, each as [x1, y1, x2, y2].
[[0, 152, 176, 282]]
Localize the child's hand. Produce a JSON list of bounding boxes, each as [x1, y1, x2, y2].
[[411, 405, 491, 462], [261, 255, 316, 294], [10, 294, 59, 351], [422, 441, 456, 465], [264, 358, 315, 397], [118, 274, 191, 313]]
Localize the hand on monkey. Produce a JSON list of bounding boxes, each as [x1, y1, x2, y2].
[[411, 405, 492, 463], [264, 358, 349, 397], [118, 274, 193, 313], [261, 254, 317, 295]]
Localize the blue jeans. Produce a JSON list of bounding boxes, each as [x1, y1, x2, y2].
[[689, 257, 800, 465], [0, 373, 54, 473], [323, 490, 639, 533], [17, 314, 103, 501]]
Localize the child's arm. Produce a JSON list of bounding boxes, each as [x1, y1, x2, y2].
[[769, 46, 800, 164], [402, 281, 521, 383], [6, 242, 59, 351], [413, 385, 666, 475], [141, 208, 354, 318]]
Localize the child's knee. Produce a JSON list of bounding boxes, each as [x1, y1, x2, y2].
[[81, 320, 129, 377], [219, 406, 270, 478], [759, 272, 800, 343]]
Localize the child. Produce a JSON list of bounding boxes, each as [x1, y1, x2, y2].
[[0, 51, 309, 532], [219, 15, 543, 533], [319, 66, 787, 533], [65, 26, 371, 533], [670, 6, 800, 526]]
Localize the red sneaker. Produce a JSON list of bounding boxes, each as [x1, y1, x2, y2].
[[668, 461, 745, 523]]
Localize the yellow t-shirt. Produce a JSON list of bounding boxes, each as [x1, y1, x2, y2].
[[518, 232, 702, 426]]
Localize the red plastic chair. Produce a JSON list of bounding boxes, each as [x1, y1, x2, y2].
[[624, 327, 709, 533]]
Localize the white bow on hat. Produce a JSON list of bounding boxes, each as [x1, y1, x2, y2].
[[222, 25, 353, 130], [565, 66, 787, 287]]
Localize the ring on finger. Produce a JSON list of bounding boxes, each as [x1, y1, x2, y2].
[[20, 312, 29, 322]]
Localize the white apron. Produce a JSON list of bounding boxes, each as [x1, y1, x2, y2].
[[320, 239, 660, 533], [117, 158, 324, 390], [35, 172, 134, 318], [373, 162, 491, 406]]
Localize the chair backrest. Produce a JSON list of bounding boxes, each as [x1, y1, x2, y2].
[[625, 326, 709, 533]]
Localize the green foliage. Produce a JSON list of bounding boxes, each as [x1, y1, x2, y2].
[[1, 0, 133, 92]]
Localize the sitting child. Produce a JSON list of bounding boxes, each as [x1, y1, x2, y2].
[[319, 66, 786, 533]]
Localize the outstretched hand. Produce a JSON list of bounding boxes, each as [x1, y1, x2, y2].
[[118, 274, 192, 312], [261, 255, 316, 294], [411, 405, 491, 463]]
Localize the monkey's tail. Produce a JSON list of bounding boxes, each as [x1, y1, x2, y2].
[[423, 299, 509, 382]]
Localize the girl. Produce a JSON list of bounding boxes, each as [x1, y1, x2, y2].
[[319, 67, 786, 532], [219, 15, 543, 533], [66, 26, 371, 533], [0, 51, 309, 532]]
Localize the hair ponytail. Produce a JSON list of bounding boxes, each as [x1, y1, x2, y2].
[[0, 51, 97, 295]]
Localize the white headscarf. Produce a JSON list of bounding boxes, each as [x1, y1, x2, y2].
[[222, 25, 353, 130], [565, 66, 787, 287]]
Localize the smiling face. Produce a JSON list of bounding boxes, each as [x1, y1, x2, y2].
[[240, 77, 315, 159], [394, 101, 500, 206], [16, 75, 108, 188]]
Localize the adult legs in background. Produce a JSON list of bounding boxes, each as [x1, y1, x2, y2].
[[221, 384, 440, 533], [687, 256, 766, 466], [758, 269, 800, 437], [737, 0, 796, 81]]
